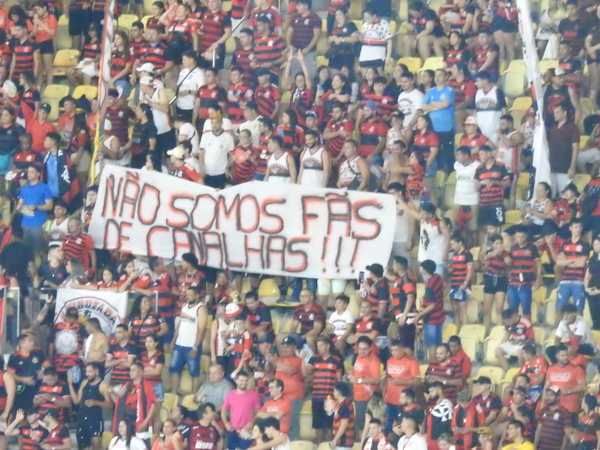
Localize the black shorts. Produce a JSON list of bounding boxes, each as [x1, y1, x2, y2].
[[483, 273, 508, 294], [68, 9, 91, 36], [478, 205, 505, 226], [491, 16, 517, 33], [175, 107, 193, 123], [312, 399, 333, 429], [37, 40, 54, 55], [77, 415, 104, 448]]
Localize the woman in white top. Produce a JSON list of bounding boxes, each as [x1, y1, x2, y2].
[[359, 10, 391, 71], [109, 419, 147, 450], [298, 130, 330, 188], [524, 181, 553, 234], [265, 136, 297, 184], [474, 71, 506, 145], [175, 51, 205, 124], [248, 417, 291, 450], [453, 146, 480, 213], [101, 119, 131, 167]]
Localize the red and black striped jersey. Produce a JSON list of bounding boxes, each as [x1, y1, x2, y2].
[[9, 38, 36, 79], [197, 9, 231, 52], [422, 274, 445, 325], [197, 83, 226, 120], [290, 87, 313, 127], [107, 341, 137, 385], [37, 382, 70, 422], [139, 350, 165, 383], [82, 41, 101, 60], [308, 355, 342, 399], [324, 117, 352, 158], [448, 250, 473, 287], [509, 244, 539, 285], [411, 130, 439, 161], [231, 47, 254, 79], [139, 41, 168, 70], [358, 117, 388, 158], [333, 399, 355, 447], [226, 82, 253, 123], [475, 162, 509, 206], [255, 83, 280, 119], [275, 124, 304, 150], [230, 0, 249, 20], [129, 313, 163, 350], [560, 239, 589, 281], [253, 34, 286, 70], [483, 249, 509, 277]]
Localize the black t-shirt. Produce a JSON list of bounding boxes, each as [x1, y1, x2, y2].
[[0, 239, 33, 279], [38, 262, 68, 288], [587, 253, 600, 289], [8, 350, 44, 385]]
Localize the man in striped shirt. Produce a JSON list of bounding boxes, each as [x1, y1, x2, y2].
[[415, 260, 445, 359], [306, 336, 343, 443], [555, 219, 589, 314]]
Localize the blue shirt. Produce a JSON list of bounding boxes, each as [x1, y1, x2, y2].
[[45, 153, 59, 198], [19, 182, 53, 228], [424, 85, 455, 133]]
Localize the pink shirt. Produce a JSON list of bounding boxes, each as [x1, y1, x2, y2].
[[222, 389, 261, 431]]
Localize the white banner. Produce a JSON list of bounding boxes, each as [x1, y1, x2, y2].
[[516, 0, 551, 188], [89, 166, 396, 279], [55, 288, 128, 335]]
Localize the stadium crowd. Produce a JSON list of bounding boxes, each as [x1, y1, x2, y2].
[[0, 0, 598, 448]]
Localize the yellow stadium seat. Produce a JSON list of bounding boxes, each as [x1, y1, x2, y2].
[[142, 15, 152, 27], [56, 14, 71, 50], [352, 20, 363, 31], [460, 324, 486, 341], [574, 174, 591, 192], [461, 338, 479, 361], [72, 85, 98, 100], [42, 84, 70, 121], [420, 56, 445, 72], [487, 325, 506, 341], [316, 55, 329, 67], [443, 322, 458, 342], [446, 171, 456, 186], [510, 96, 533, 111], [471, 284, 484, 303], [581, 98, 595, 118], [225, 37, 236, 54], [592, 330, 600, 347], [290, 440, 317, 450], [160, 393, 180, 421], [349, 0, 365, 19], [52, 49, 80, 76], [466, 300, 480, 323], [484, 339, 501, 365], [580, 135, 590, 148], [503, 71, 525, 97], [475, 365, 505, 385], [505, 209, 523, 225], [258, 278, 280, 304], [397, 57, 422, 73], [299, 416, 317, 440], [454, 132, 463, 147], [420, 364, 428, 377], [545, 289, 558, 325], [118, 14, 139, 30], [102, 432, 113, 448], [503, 367, 520, 384], [144, 0, 154, 14], [538, 59, 558, 74], [470, 246, 480, 261], [533, 286, 548, 304], [223, 1, 231, 11], [180, 370, 193, 394], [388, 20, 397, 34], [533, 326, 546, 346], [504, 59, 526, 74]]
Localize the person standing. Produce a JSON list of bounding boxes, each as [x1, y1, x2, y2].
[[298, 130, 331, 188], [555, 220, 589, 314], [329, 382, 355, 450], [544, 344, 586, 414], [453, 146, 480, 237], [68, 362, 110, 450], [414, 260, 446, 359], [507, 226, 541, 320], [175, 50, 205, 124], [421, 69, 455, 172], [170, 286, 208, 395], [534, 387, 572, 450], [287, 0, 321, 80], [221, 370, 261, 450], [17, 164, 53, 254], [350, 336, 381, 434], [547, 102, 579, 196], [200, 117, 235, 189], [474, 71, 506, 145], [585, 235, 600, 330], [188, 403, 221, 450]]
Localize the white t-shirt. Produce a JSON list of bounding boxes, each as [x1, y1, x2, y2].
[[359, 20, 390, 63], [328, 309, 355, 337], [556, 316, 593, 346], [176, 67, 206, 110], [200, 131, 234, 176], [239, 117, 262, 146], [203, 117, 233, 133], [418, 218, 448, 265], [397, 433, 428, 450], [394, 202, 411, 245], [151, 84, 171, 135], [109, 436, 147, 450], [454, 160, 480, 206], [397, 89, 424, 127]]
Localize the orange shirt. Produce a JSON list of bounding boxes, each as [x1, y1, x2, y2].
[[260, 395, 292, 433], [519, 355, 548, 387], [545, 363, 585, 413], [27, 119, 55, 154], [384, 355, 419, 406], [352, 353, 381, 402], [275, 356, 305, 401], [33, 14, 57, 43]]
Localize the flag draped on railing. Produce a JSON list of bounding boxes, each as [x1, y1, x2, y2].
[[516, 0, 551, 189], [90, 0, 117, 184]]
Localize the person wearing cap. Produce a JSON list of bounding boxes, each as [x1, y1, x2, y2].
[[459, 116, 490, 160], [170, 285, 208, 394], [474, 144, 510, 244], [472, 376, 502, 427], [21, 101, 55, 155], [167, 143, 204, 183], [222, 370, 261, 450], [535, 386, 572, 450], [358, 263, 390, 320], [194, 363, 233, 410], [548, 101, 580, 195], [423, 381, 453, 450], [506, 225, 541, 319], [414, 260, 445, 357], [382, 339, 419, 434]]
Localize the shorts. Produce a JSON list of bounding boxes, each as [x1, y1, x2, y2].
[[491, 16, 518, 33], [478, 205, 505, 226], [312, 398, 333, 429], [161, 317, 175, 345], [498, 341, 523, 357], [317, 279, 346, 296], [169, 344, 201, 377], [449, 287, 470, 302], [483, 273, 508, 294], [37, 40, 54, 54], [175, 107, 193, 123], [76, 414, 104, 448], [69, 9, 91, 36], [423, 323, 442, 347], [152, 382, 165, 401]]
